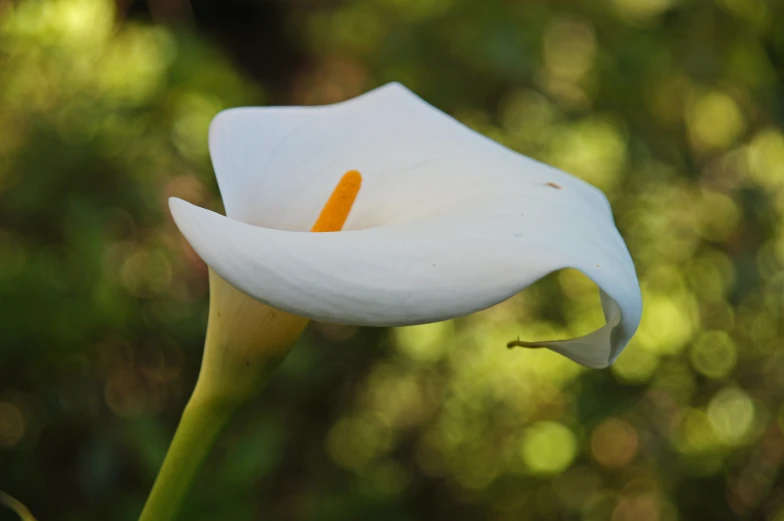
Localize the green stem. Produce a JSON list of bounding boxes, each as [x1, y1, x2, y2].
[[138, 270, 306, 520], [138, 393, 238, 521], [0, 491, 38, 521]]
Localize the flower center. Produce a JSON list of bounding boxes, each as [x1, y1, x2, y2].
[[310, 170, 362, 232]]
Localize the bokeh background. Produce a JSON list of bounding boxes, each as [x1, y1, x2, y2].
[[1, 0, 784, 519]]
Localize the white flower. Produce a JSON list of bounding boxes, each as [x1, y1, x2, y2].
[[170, 83, 642, 369]]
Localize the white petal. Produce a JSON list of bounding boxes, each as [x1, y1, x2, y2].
[[208, 83, 612, 232], [170, 191, 641, 369]]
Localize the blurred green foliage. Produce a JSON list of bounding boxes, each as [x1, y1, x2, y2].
[[1, 0, 784, 520]]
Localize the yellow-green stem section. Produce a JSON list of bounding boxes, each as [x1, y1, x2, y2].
[[138, 271, 309, 521], [0, 491, 38, 521], [137, 392, 238, 521]]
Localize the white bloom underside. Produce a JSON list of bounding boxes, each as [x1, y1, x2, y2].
[[170, 83, 642, 369]]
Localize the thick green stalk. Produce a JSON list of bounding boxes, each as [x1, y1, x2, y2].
[[137, 392, 238, 521], [138, 271, 308, 521]]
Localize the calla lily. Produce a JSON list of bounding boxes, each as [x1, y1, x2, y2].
[[170, 82, 642, 369], [141, 83, 644, 521]]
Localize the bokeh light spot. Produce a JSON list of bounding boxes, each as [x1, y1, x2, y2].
[[673, 408, 719, 454], [521, 421, 577, 475], [689, 330, 737, 379], [707, 387, 755, 446], [611, 493, 663, 521], [549, 117, 627, 192], [0, 400, 25, 448], [591, 418, 639, 468], [612, 343, 659, 384], [543, 18, 596, 81], [748, 129, 784, 188], [635, 293, 697, 355], [697, 191, 740, 242], [687, 91, 745, 150], [394, 320, 454, 363]]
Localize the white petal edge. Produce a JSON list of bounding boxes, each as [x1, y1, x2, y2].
[[170, 196, 642, 369], [208, 83, 614, 233]]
